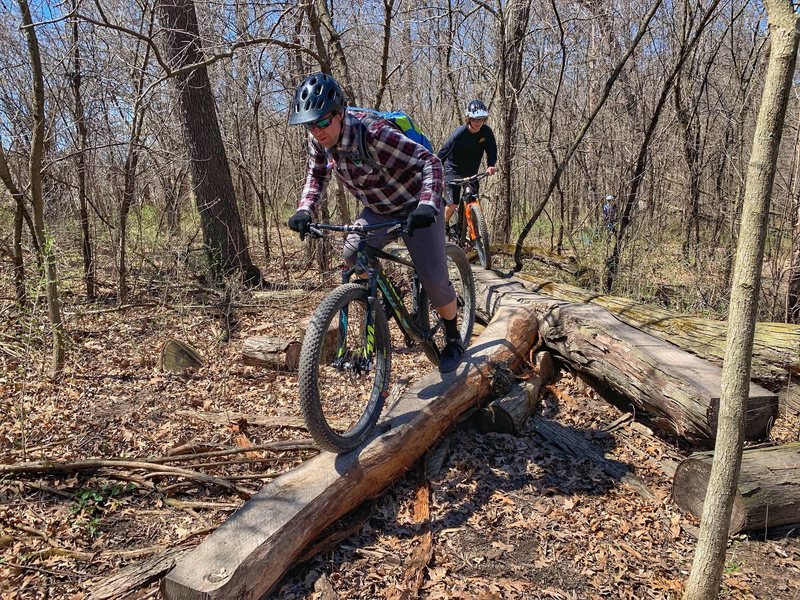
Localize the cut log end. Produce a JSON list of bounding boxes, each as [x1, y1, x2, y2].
[[673, 443, 800, 535], [672, 459, 747, 534], [242, 337, 301, 371], [160, 340, 204, 373]]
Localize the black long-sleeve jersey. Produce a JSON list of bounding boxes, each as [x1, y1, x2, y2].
[[436, 124, 498, 181]]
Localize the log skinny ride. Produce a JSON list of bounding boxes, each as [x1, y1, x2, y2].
[[297, 221, 475, 453], [164, 269, 777, 599], [163, 303, 537, 600]]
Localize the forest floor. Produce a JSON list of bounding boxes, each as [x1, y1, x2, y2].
[[1, 245, 799, 600]]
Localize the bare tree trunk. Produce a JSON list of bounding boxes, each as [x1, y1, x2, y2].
[[787, 107, 800, 323], [790, 196, 800, 323], [117, 13, 154, 303], [12, 192, 25, 305], [19, 0, 65, 376], [0, 145, 28, 306], [374, 0, 395, 110], [494, 0, 530, 244], [675, 74, 702, 262], [305, 0, 352, 225], [69, 0, 96, 301], [157, 0, 261, 285], [684, 2, 800, 597]]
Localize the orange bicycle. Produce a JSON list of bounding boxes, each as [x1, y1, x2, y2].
[[448, 172, 492, 269]]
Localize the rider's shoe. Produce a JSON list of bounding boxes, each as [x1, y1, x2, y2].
[[439, 338, 465, 374], [446, 225, 458, 241]]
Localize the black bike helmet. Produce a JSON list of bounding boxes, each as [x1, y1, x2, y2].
[[288, 72, 346, 126], [466, 99, 489, 119]]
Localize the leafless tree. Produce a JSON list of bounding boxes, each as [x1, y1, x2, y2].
[[684, 1, 799, 597]]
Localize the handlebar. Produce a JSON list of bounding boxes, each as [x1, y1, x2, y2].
[[450, 171, 491, 186], [309, 220, 406, 238]]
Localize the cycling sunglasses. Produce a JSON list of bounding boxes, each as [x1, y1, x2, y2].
[[304, 114, 336, 131]]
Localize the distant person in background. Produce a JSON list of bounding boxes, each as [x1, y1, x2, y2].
[[602, 195, 618, 231], [437, 99, 498, 226]]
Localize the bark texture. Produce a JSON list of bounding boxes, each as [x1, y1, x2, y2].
[[684, 3, 800, 597], [157, 0, 260, 284], [673, 443, 800, 534]]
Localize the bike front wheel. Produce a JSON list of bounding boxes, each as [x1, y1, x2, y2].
[[298, 284, 392, 453], [469, 203, 492, 270]]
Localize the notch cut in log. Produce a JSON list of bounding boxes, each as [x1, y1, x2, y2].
[[471, 267, 778, 445], [241, 337, 301, 371], [672, 443, 800, 535], [162, 303, 539, 600]]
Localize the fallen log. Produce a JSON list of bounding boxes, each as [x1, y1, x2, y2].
[[472, 268, 778, 445], [477, 352, 554, 435], [161, 303, 540, 600], [672, 443, 800, 534], [241, 336, 301, 370], [516, 274, 800, 414]]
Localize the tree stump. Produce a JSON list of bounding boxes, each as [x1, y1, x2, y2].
[[242, 337, 301, 371], [299, 316, 339, 364], [159, 340, 203, 373], [672, 443, 800, 534], [477, 351, 554, 436]]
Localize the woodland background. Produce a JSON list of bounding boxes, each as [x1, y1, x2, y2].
[[1, 0, 799, 598], [1, 0, 799, 348]]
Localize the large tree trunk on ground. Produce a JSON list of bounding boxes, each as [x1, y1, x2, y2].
[[673, 443, 800, 535], [517, 274, 799, 383], [157, 0, 260, 285], [472, 268, 778, 445], [162, 304, 540, 600], [516, 273, 800, 415]]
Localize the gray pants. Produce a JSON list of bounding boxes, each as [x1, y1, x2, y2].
[[343, 208, 456, 308]]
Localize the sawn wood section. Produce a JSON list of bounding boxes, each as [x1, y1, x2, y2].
[[161, 303, 540, 600], [472, 267, 777, 445], [673, 443, 800, 534]]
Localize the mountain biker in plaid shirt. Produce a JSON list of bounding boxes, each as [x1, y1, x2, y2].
[[287, 72, 466, 374]]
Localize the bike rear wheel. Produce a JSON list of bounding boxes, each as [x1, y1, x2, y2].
[[298, 284, 392, 453], [417, 243, 476, 351], [469, 203, 492, 270]]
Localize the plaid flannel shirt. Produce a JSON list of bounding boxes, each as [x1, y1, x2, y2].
[[298, 112, 443, 217]]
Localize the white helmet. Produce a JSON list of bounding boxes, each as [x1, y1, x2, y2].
[[466, 99, 489, 119], [605, 195, 614, 201]]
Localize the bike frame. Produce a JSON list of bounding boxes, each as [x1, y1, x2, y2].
[[311, 222, 441, 363], [452, 172, 489, 244]]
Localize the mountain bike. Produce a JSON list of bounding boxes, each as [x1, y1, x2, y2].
[[298, 221, 476, 453], [447, 172, 492, 269]]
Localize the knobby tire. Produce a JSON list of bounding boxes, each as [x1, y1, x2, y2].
[[469, 203, 492, 270], [298, 284, 392, 453]]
